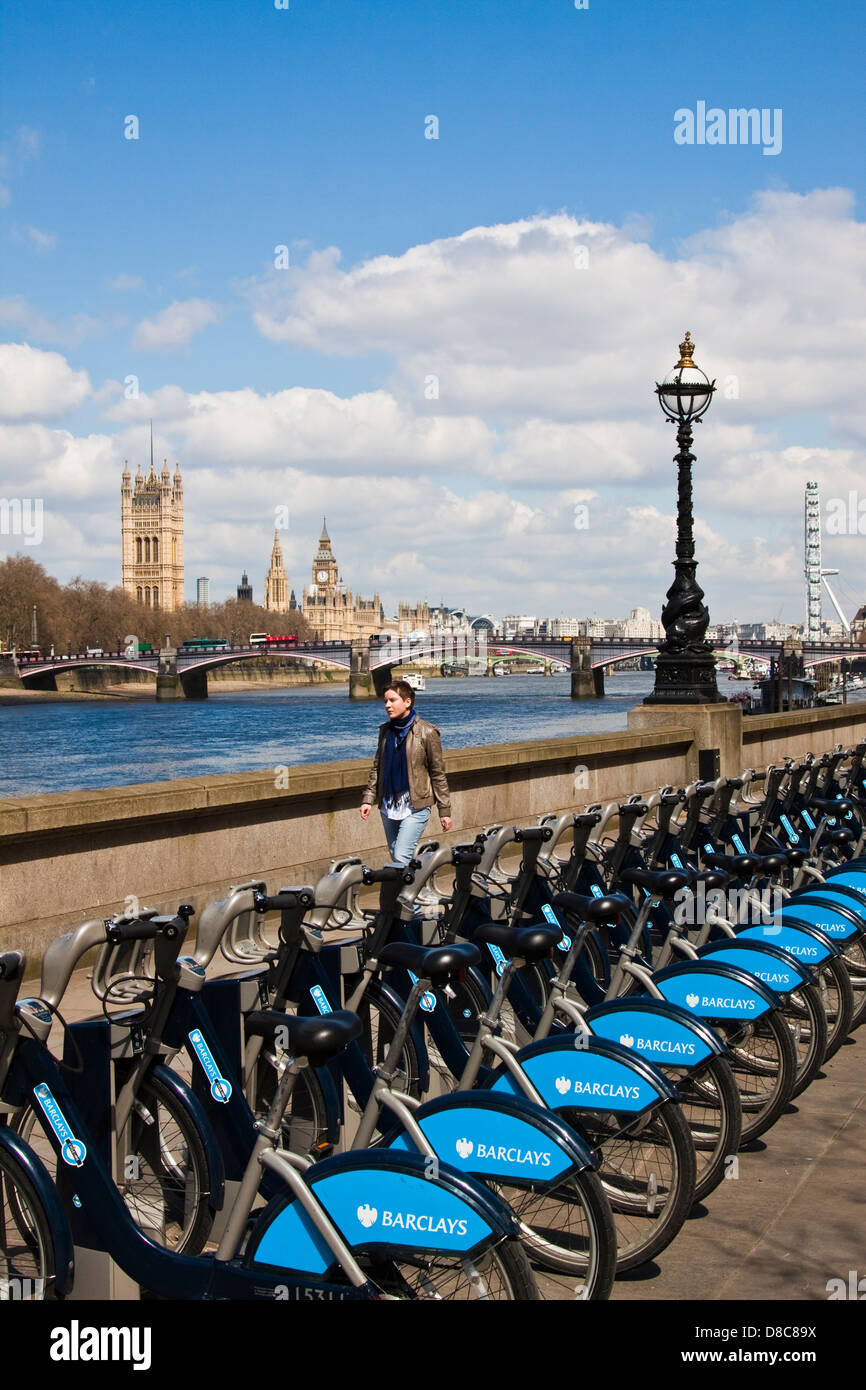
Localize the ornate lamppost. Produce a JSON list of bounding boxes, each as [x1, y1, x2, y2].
[[644, 332, 724, 705]]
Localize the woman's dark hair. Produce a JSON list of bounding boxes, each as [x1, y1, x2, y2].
[[384, 679, 416, 706]]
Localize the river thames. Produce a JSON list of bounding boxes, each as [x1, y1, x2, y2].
[[0, 671, 708, 797]]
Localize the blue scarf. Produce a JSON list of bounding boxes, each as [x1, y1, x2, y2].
[[382, 709, 417, 811]]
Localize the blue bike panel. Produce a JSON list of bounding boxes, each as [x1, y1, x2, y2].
[[653, 967, 774, 1019], [696, 944, 805, 993], [250, 1166, 499, 1274], [779, 903, 858, 941], [490, 1048, 663, 1112], [389, 1102, 573, 1181], [823, 871, 866, 893], [796, 888, 866, 920], [586, 1007, 714, 1065], [738, 924, 832, 964]]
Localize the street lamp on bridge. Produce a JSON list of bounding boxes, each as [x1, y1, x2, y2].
[[644, 332, 724, 706]]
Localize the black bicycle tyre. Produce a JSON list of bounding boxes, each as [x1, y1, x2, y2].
[[783, 982, 828, 1097], [573, 1097, 697, 1273], [365, 1236, 540, 1300], [0, 1145, 58, 1299], [124, 1072, 215, 1254], [839, 934, 866, 1029], [662, 1054, 742, 1204], [252, 1050, 332, 1156], [488, 1165, 616, 1297], [818, 959, 855, 1060], [721, 1008, 797, 1145], [355, 983, 423, 1099]]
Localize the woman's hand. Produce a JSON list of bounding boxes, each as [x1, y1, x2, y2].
[[360, 804, 372, 821], [440, 816, 452, 832]]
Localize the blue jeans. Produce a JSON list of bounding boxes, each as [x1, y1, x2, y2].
[[381, 807, 431, 866]]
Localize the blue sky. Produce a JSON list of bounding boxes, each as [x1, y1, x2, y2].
[[1, 0, 864, 622]]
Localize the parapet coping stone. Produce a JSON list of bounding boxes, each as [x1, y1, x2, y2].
[[0, 726, 694, 841]]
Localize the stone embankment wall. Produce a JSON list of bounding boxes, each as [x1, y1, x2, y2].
[[2, 703, 865, 971]]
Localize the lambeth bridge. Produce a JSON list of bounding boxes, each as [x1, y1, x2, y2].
[[6, 635, 863, 701]]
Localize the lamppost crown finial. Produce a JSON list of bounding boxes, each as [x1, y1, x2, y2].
[[677, 332, 695, 367]]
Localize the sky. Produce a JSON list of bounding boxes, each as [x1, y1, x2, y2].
[[0, 0, 864, 625]]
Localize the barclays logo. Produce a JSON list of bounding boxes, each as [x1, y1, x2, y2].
[[455, 1138, 474, 1159], [356, 1203, 377, 1228]]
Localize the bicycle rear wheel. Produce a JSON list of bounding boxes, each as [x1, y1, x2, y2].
[[720, 1010, 797, 1145], [783, 983, 827, 1097], [817, 959, 854, 1060], [488, 1166, 616, 1298], [364, 1237, 540, 1300], [569, 1098, 696, 1273], [661, 1055, 742, 1203]]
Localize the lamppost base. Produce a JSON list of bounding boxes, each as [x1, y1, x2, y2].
[[643, 650, 725, 706]]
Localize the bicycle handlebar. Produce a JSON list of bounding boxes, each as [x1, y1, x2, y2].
[[362, 867, 415, 886], [252, 889, 315, 914], [513, 825, 554, 843], [0, 950, 25, 983]]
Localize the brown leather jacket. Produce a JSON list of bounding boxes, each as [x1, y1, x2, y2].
[[361, 718, 451, 818]]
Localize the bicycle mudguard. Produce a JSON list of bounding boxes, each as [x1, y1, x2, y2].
[[245, 1149, 515, 1276], [585, 998, 727, 1067], [793, 884, 866, 918], [694, 941, 814, 994], [0, 1125, 75, 1298], [149, 1063, 226, 1210], [737, 920, 838, 965], [385, 1089, 597, 1181], [651, 960, 782, 1019], [779, 901, 862, 942], [486, 1035, 676, 1113]]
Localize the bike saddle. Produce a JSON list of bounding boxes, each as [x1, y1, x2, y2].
[[377, 940, 481, 984], [678, 865, 731, 892], [245, 1009, 362, 1067], [550, 891, 632, 924], [470, 922, 562, 963], [785, 848, 808, 867], [619, 868, 688, 899], [808, 797, 853, 816], [702, 853, 760, 878], [826, 826, 856, 846], [758, 854, 789, 875]]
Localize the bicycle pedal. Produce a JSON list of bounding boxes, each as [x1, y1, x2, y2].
[[310, 1141, 334, 1161]]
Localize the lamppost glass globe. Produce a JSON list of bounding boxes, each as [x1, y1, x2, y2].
[[655, 332, 715, 422]]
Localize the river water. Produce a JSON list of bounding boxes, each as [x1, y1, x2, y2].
[[0, 671, 705, 797]]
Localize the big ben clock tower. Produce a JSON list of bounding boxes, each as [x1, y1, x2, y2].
[[312, 517, 339, 592]]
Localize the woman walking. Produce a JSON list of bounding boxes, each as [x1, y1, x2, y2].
[[359, 680, 452, 866]]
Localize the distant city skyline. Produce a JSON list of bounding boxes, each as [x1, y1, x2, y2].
[[1, 0, 864, 623]]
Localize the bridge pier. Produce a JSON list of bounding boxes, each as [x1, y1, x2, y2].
[[571, 637, 601, 700], [0, 655, 24, 689], [155, 648, 183, 701], [349, 642, 376, 700]]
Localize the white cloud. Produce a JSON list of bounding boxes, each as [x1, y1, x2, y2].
[[15, 224, 57, 252], [107, 273, 145, 293], [0, 344, 91, 420], [132, 299, 221, 351]]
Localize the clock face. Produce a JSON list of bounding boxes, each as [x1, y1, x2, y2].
[[317, 569, 329, 583]]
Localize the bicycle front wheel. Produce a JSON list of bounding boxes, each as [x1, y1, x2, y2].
[[0, 1145, 57, 1300], [121, 1072, 215, 1254]]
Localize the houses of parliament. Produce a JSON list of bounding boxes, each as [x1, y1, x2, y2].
[[121, 459, 427, 640]]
